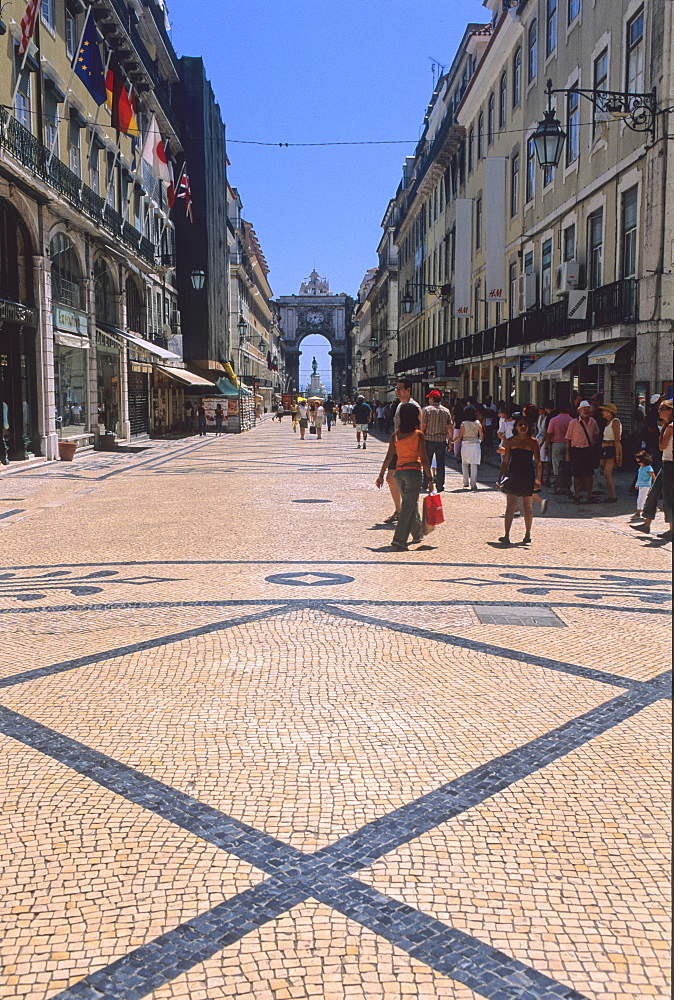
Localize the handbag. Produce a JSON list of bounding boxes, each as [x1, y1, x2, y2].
[[422, 491, 444, 534], [309, 425, 317, 435]]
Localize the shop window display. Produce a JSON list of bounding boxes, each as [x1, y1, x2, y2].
[[55, 344, 88, 438]]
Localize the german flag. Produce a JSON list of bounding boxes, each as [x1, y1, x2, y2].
[[106, 60, 140, 138]]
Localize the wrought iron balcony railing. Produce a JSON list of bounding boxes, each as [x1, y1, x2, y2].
[[0, 108, 156, 266]]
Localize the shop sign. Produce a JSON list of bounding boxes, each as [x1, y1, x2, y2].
[[0, 297, 38, 326], [131, 362, 152, 373], [54, 305, 87, 336], [520, 355, 538, 372], [128, 343, 153, 364], [96, 329, 121, 353]]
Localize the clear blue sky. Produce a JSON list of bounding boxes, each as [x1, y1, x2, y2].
[[169, 0, 488, 303]]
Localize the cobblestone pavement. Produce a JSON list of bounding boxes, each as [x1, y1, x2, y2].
[[0, 420, 670, 1000]]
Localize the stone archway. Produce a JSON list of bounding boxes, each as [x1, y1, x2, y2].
[[275, 273, 348, 398]]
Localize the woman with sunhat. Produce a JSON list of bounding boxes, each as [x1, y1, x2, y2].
[[599, 402, 622, 503]]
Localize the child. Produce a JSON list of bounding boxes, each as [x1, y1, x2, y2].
[[633, 450, 656, 519]]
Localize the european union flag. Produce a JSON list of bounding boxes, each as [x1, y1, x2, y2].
[[74, 13, 106, 106]]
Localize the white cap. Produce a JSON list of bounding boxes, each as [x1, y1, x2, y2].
[[650, 393, 662, 404], [578, 401, 592, 408]]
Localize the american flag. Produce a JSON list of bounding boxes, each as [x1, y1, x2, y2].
[[176, 167, 193, 222], [19, 0, 41, 55]]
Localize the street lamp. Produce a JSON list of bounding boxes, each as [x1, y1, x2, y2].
[[369, 334, 378, 350], [401, 280, 451, 314], [355, 349, 362, 362], [237, 315, 248, 344], [190, 268, 206, 290], [258, 338, 266, 353], [533, 77, 659, 170]]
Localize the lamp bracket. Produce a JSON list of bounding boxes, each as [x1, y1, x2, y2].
[[545, 78, 657, 143]]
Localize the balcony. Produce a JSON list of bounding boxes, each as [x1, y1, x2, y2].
[[394, 279, 639, 375], [0, 109, 156, 265]]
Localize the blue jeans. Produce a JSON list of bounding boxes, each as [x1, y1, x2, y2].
[[393, 468, 423, 545], [424, 440, 446, 491]]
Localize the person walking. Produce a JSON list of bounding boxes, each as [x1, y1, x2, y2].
[[452, 402, 465, 461], [197, 399, 207, 437], [497, 416, 542, 546], [456, 405, 483, 490], [214, 403, 225, 436], [599, 402, 622, 503], [376, 402, 433, 551], [314, 402, 325, 440], [324, 397, 334, 431], [352, 395, 372, 448], [565, 401, 600, 504], [631, 399, 673, 540], [536, 402, 554, 486], [184, 401, 195, 435], [632, 450, 656, 520], [421, 390, 452, 492], [383, 380, 422, 523], [545, 405, 572, 493], [297, 399, 309, 440]]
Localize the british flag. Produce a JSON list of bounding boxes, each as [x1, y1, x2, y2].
[[176, 167, 193, 222], [18, 0, 41, 56]]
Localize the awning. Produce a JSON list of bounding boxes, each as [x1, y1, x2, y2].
[[520, 352, 566, 379], [55, 331, 89, 350], [499, 357, 520, 368], [124, 334, 180, 360], [156, 366, 217, 387], [544, 345, 592, 376], [215, 378, 239, 398], [585, 338, 634, 366]]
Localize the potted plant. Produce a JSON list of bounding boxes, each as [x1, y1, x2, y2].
[[58, 440, 78, 461]]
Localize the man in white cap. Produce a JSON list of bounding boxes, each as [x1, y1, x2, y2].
[[565, 401, 600, 504]]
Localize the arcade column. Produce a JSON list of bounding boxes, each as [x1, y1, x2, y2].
[[284, 346, 301, 393]]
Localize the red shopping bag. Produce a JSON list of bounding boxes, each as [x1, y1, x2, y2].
[[422, 491, 444, 534]]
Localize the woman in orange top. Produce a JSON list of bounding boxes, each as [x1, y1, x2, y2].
[[376, 403, 433, 550]]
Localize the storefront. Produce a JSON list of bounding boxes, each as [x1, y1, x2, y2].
[[0, 301, 40, 461], [95, 328, 122, 433], [153, 366, 217, 434], [53, 305, 90, 440]]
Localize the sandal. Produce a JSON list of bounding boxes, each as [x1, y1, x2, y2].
[[383, 513, 398, 524]]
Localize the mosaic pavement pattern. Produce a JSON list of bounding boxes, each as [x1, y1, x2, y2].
[[0, 420, 670, 999]]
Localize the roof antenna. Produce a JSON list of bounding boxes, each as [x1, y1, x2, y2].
[[429, 57, 446, 90]]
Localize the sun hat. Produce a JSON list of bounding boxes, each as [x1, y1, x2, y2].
[[578, 400, 592, 408], [601, 402, 617, 416]]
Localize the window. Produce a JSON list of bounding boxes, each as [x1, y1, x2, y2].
[[487, 93, 495, 145], [513, 48, 522, 106], [499, 72, 507, 128], [621, 186, 638, 279], [510, 151, 519, 216], [526, 137, 536, 202], [477, 112, 484, 160], [528, 19, 537, 82], [475, 197, 482, 250], [588, 209, 603, 289], [468, 126, 474, 173], [89, 146, 100, 194], [546, 0, 557, 57], [94, 258, 116, 325], [106, 152, 116, 209], [566, 88, 579, 165], [541, 238, 553, 305], [50, 233, 82, 309], [474, 281, 481, 327], [568, 0, 580, 25], [65, 7, 78, 59], [69, 117, 81, 178], [626, 8, 644, 95], [593, 49, 608, 139], [563, 223, 576, 261], [41, 0, 55, 29], [14, 72, 31, 131], [509, 261, 518, 318]]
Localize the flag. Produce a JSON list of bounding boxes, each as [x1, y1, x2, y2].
[[106, 60, 140, 137], [141, 115, 169, 181], [166, 159, 176, 208], [176, 167, 193, 222], [266, 351, 272, 371], [74, 11, 106, 105], [18, 0, 41, 56]]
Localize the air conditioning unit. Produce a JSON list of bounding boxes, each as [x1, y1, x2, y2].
[[518, 272, 538, 312], [171, 310, 181, 335], [556, 261, 581, 292]]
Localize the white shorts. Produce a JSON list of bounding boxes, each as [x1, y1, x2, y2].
[[637, 486, 650, 510], [355, 423, 369, 433]]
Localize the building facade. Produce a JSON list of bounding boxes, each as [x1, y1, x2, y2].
[[0, 0, 184, 462], [276, 270, 348, 398], [387, 0, 672, 422]]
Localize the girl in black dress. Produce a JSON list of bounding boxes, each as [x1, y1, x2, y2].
[[497, 417, 542, 545]]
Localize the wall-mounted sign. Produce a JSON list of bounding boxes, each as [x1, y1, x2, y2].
[[520, 355, 538, 372], [54, 306, 87, 336], [0, 297, 38, 327]]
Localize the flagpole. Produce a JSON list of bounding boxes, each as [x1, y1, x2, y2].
[[10, 0, 43, 108], [47, 4, 92, 169]]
